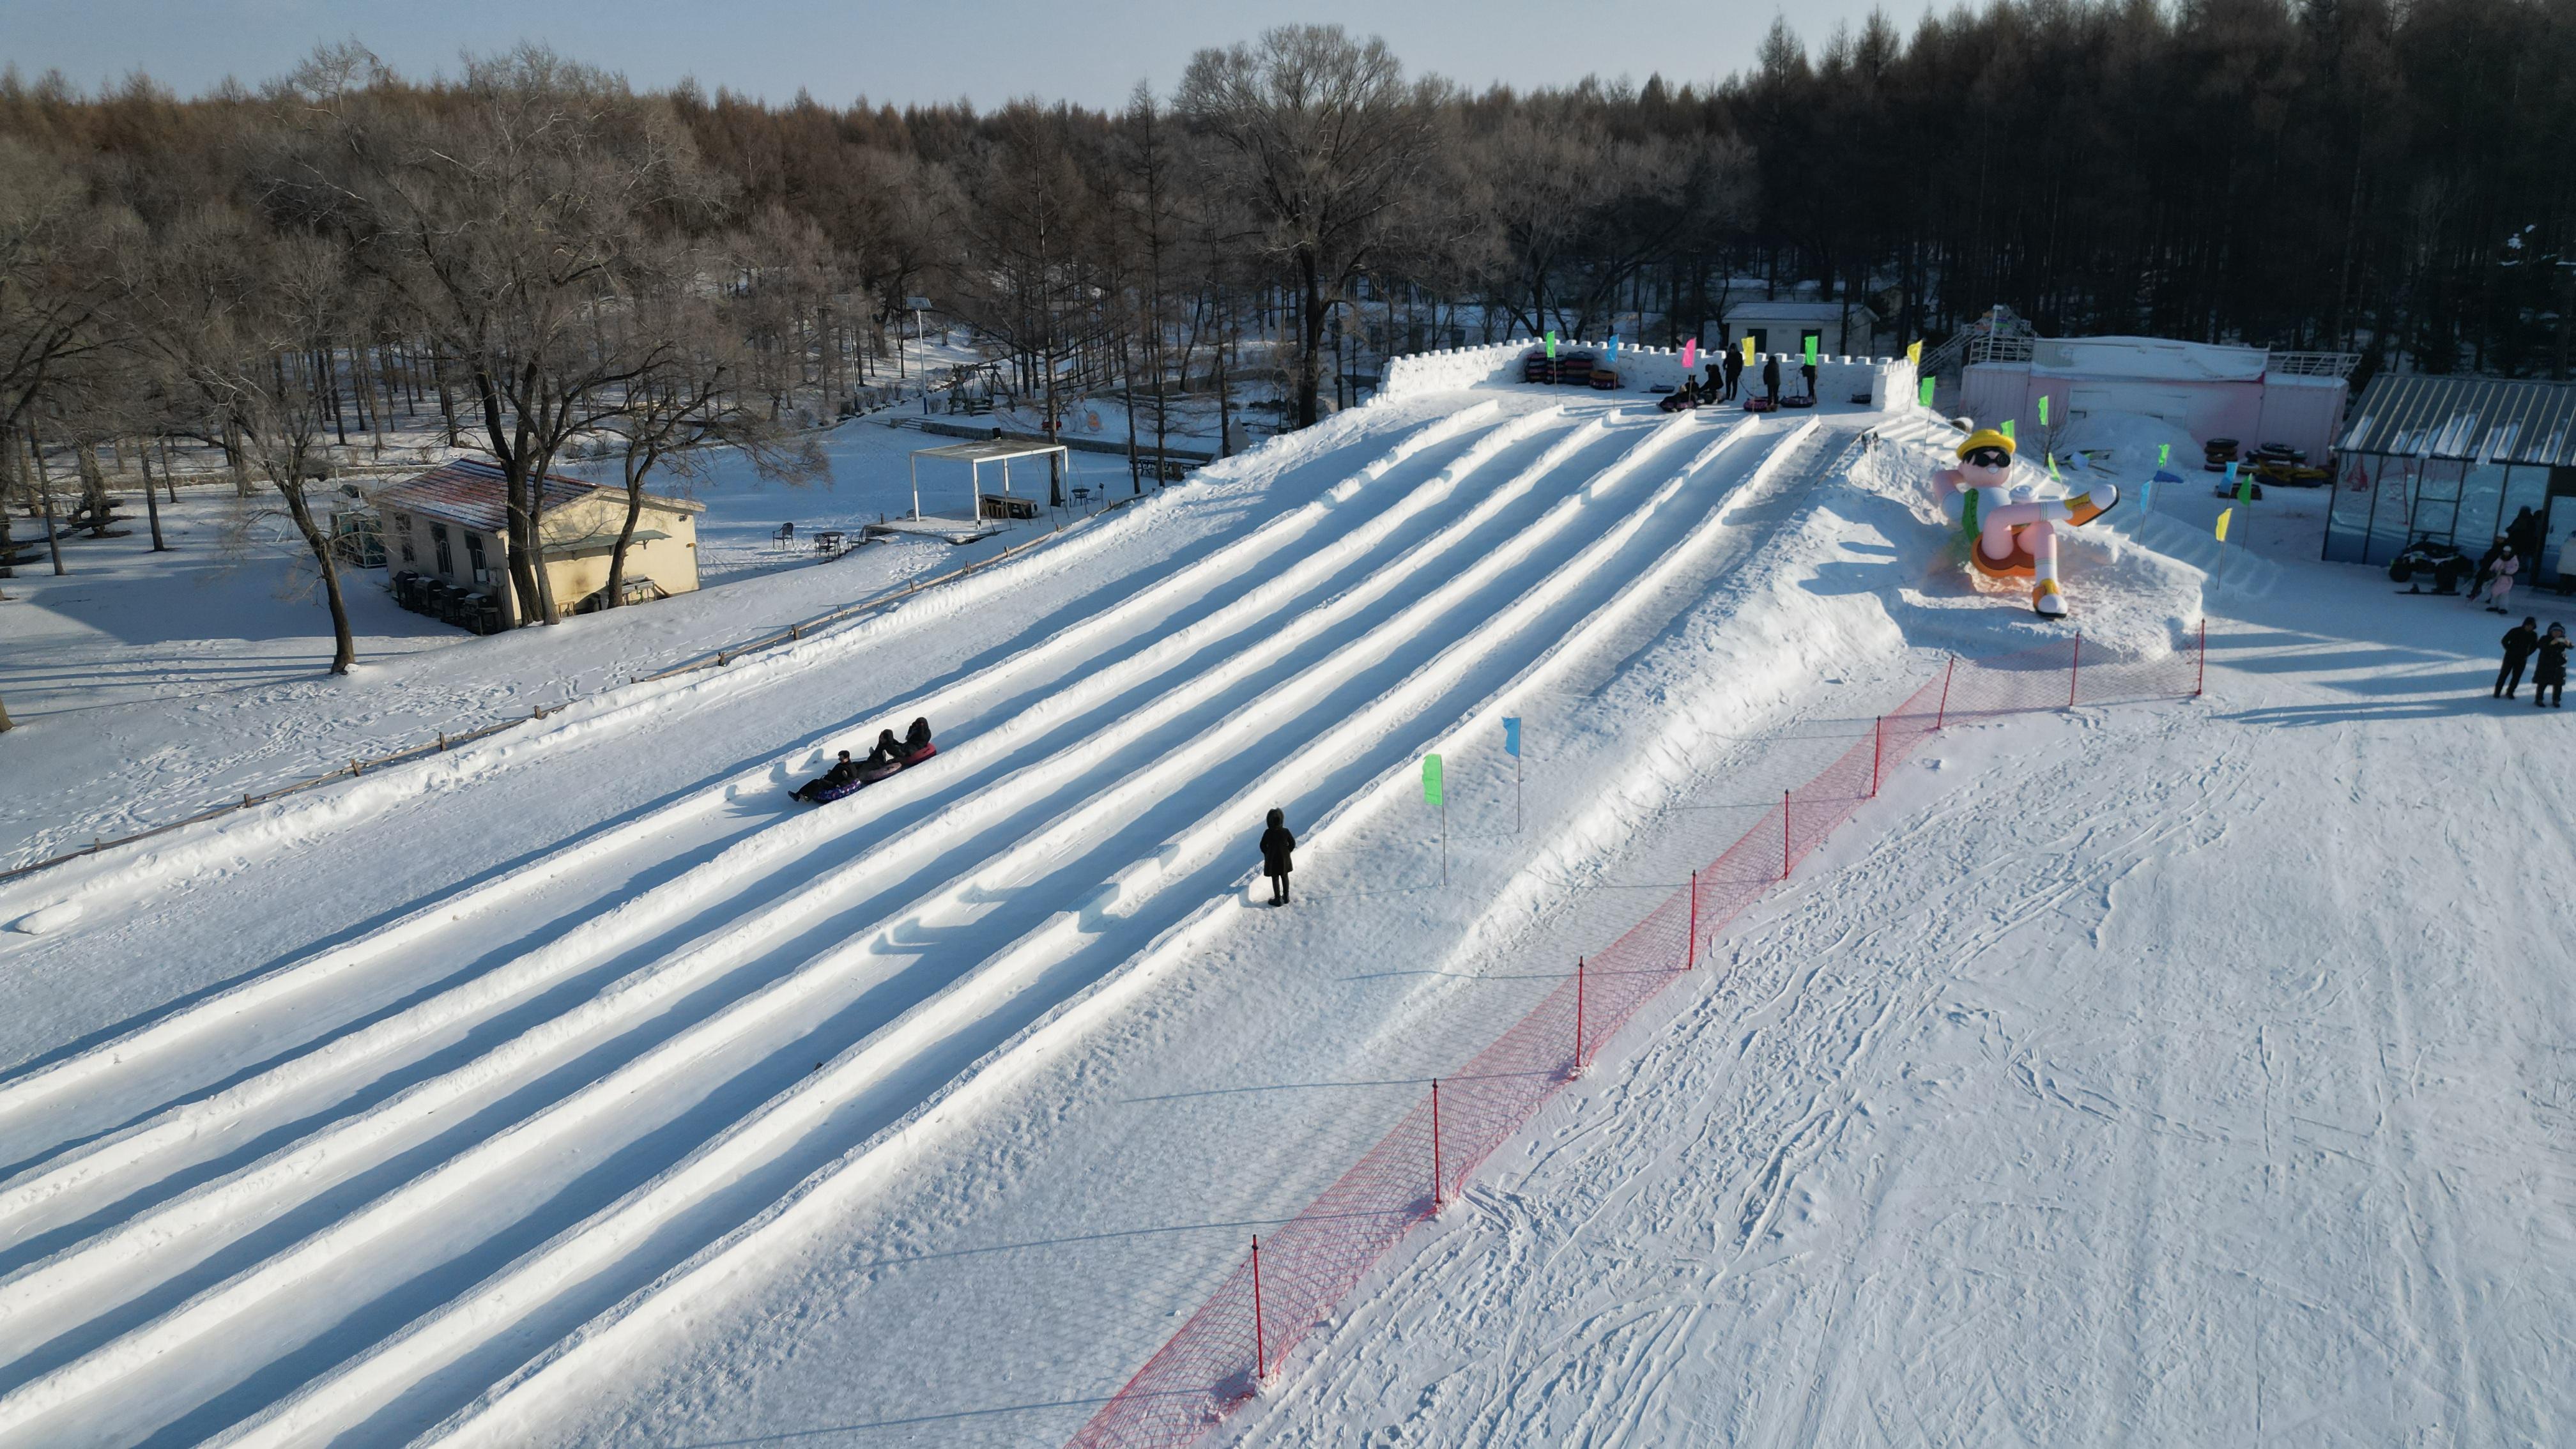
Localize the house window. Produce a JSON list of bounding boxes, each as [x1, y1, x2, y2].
[[432, 522, 454, 577], [465, 532, 493, 585]]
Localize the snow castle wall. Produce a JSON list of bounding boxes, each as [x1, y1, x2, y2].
[[1381, 339, 1915, 411]]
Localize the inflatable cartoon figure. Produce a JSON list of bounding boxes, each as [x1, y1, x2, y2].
[[1935, 427, 2119, 618]]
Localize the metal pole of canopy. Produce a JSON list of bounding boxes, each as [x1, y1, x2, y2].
[[910, 453, 920, 520]]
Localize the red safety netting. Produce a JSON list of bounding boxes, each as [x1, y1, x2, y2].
[[1066, 625, 2203, 1449]]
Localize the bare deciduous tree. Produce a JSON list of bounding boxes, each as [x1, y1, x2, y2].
[[1178, 26, 1443, 428]]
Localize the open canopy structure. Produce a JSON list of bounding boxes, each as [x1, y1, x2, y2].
[[908, 438, 1071, 522]]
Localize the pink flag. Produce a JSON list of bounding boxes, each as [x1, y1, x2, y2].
[[1682, 339, 1698, 371]]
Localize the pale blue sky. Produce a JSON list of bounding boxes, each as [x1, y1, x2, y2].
[[1, 0, 1906, 108]]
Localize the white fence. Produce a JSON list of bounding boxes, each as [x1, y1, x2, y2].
[[1380, 338, 1919, 413]]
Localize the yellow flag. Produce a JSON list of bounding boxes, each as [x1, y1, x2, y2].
[[2215, 507, 2233, 542], [1740, 336, 1755, 365], [1906, 340, 1922, 368]]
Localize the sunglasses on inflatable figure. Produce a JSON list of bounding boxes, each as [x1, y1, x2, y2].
[[1965, 447, 2011, 469]]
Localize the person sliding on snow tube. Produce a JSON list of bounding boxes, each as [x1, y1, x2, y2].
[[790, 750, 862, 802], [1933, 427, 2119, 619], [900, 716, 937, 763], [857, 728, 908, 783], [1259, 807, 1296, 905]]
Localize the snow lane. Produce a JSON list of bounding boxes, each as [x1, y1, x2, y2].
[[0, 407, 1539, 1250], [0, 404, 1501, 1170], [292, 402, 1803, 1443], [0, 397, 1669, 1443]]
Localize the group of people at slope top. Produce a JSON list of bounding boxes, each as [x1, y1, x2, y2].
[[2497, 620, 2571, 707]]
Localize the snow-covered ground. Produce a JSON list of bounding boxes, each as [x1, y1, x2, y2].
[[0, 384, 2568, 1449]]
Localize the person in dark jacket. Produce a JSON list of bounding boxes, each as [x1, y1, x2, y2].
[[905, 716, 933, 756], [1761, 355, 1781, 406], [1800, 356, 1818, 401], [2498, 617, 2540, 698], [1721, 348, 1743, 401], [792, 750, 861, 801], [2534, 623, 2570, 709], [866, 728, 901, 767], [2508, 505, 2543, 567], [1259, 808, 1296, 906]]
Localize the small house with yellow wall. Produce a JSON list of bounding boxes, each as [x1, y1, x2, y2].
[[376, 459, 703, 630]]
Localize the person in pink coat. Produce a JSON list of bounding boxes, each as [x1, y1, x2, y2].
[[2487, 546, 2520, 614]]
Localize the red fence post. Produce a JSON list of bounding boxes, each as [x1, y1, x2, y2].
[[1250, 1237, 1266, 1384], [1871, 716, 1883, 797], [1935, 656, 1955, 730], [1686, 871, 1698, 970], [1781, 790, 1791, 879], [1573, 957, 1586, 1074], [2195, 617, 2207, 696], [2067, 632, 2082, 709], [1430, 1079, 1443, 1210]]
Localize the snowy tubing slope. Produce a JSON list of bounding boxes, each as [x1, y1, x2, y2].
[[0, 401, 1556, 1424], [431, 412, 1890, 1449], [0, 397, 1821, 1447], [406, 413, 1821, 1449]]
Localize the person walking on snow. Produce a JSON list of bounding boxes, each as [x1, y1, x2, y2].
[[2486, 546, 2520, 613], [1761, 355, 1782, 406], [1721, 348, 1742, 401], [2497, 617, 2540, 698], [1259, 808, 1296, 906], [2534, 624, 2570, 709]]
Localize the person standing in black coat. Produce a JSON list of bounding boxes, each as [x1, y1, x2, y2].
[[2497, 617, 2540, 698], [2534, 623, 2570, 709], [1721, 348, 1743, 401], [1761, 355, 1781, 406], [1259, 808, 1296, 905], [1800, 356, 1818, 401]]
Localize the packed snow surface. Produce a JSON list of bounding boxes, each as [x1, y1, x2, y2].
[[0, 384, 2567, 1449]]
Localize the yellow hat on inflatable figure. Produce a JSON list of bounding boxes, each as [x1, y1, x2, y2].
[[1954, 427, 2016, 461]]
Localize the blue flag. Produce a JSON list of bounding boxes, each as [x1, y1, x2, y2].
[[1503, 717, 1521, 757]]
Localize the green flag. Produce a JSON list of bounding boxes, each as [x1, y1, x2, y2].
[[2235, 468, 2254, 506], [1544, 331, 1557, 359], [2158, 442, 2172, 467], [2001, 419, 2015, 442], [2037, 395, 2050, 425], [1423, 753, 1444, 806], [1804, 335, 1819, 365], [1919, 376, 1936, 406]]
